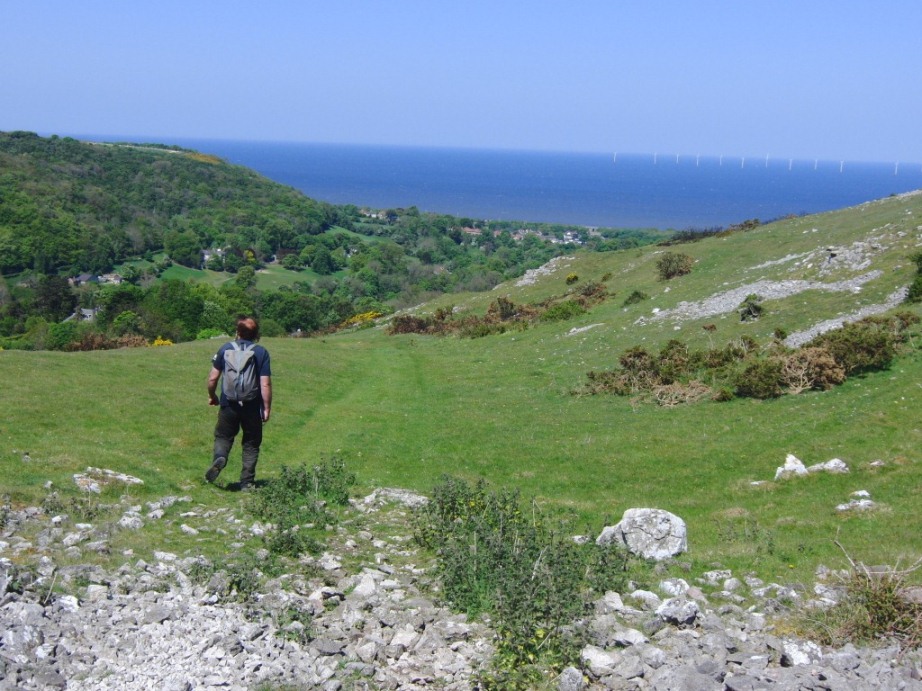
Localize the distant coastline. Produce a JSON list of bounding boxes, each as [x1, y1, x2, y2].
[[70, 135, 922, 229]]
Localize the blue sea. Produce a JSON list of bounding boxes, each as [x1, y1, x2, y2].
[[163, 138, 922, 229]]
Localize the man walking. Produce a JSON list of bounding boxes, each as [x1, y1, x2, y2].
[[206, 316, 272, 490]]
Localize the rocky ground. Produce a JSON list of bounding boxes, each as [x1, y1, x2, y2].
[[2, 487, 921, 690]]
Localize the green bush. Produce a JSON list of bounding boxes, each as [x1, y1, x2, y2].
[[811, 318, 900, 374], [415, 476, 637, 688], [655, 252, 694, 280], [248, 458, 356, 557], [622, 290, 649, 306], [539, 300, 587, 323], [735, 359, 784, 399], [656, 339, 693, 384]]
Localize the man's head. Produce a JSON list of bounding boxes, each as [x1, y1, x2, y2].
[[236, 316, 259, 341]]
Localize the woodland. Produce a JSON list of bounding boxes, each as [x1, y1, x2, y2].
[[0, 131, 665, 348]]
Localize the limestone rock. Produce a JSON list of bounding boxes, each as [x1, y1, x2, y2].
[[597, 508, 687, 560], [774, 453, 808, 480]]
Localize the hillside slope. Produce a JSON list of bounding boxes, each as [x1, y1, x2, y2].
[[2, 189, 921, 588]]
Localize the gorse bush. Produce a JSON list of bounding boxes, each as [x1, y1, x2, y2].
[[811, 314, 917, 374], [387, 283, 609, 337], [906, 252, 922, 303], [414, 476, 638, 689], [577, 313, 919, 405], [539, 300, 587, 323], [734, 359, 784, 399], [779, 347, 846, 394]]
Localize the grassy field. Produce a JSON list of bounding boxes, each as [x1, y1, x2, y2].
[[3, 191, 922, 588]]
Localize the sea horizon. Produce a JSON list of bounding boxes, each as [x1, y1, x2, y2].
[[63, 133, 922, 229]]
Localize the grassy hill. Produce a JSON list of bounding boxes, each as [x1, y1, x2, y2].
[[3, 189, 922, 588]]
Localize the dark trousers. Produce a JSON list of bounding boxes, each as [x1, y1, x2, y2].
[[213, 401, 263, 487]]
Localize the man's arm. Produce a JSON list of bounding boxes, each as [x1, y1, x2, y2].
[[260, 376, 272, 422], [207, 367, 221, 406]]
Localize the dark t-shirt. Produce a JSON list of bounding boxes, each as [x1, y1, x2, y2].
[[212, 339, 271, 407]]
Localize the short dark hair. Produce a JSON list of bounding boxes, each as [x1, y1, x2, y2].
[[236, 316, 259, 341]]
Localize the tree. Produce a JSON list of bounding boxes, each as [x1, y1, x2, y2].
[[163, 230, 202, 267], [311, 246, 335, 275], [35, 275, 77, 321], [234, 265, 257, 291], [281, 254, 302, 271]]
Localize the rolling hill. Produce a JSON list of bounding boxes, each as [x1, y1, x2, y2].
[[2, 184, 921, 590]]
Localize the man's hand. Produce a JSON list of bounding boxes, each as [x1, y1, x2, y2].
[[207, 367, 221, 406]]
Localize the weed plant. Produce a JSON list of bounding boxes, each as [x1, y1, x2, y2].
[[248, 458, 356, 558], [799, 560, 922, 651], [415, 476, 646, 689]]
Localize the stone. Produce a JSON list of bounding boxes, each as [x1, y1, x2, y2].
[[655, 597, 700, 626], [807, 458, 849, 473], [780, 638, 823, 666], [597, 508, 687, 560], [774, 453, 808, 480], [580, 645, 621, 678], [557, 665, 585, 691]]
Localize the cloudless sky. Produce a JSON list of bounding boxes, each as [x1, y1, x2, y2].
[[1, 1, 919, 162]]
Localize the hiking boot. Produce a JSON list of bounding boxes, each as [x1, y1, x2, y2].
[[205, 456, 227, 483]]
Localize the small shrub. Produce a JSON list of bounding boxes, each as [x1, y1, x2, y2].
[[460, 322, 508, 339], [811, 318, 899, 374], [656, 339, 692, 384], [622, 290, 649, 306], [565, 273, 579, 285], [651, 380, 711, 407], [655, 252, 694, 280], [387, 314, 433, 335], [738, 294, 764, 322], [487, 296, 520, 321], [415, 476, 636, 687], [801, 564, 922, 650], [150, 337, 173, 347], [577, 280, 607, 300], [780, 347, 845, 394], [341, 310, 384, 329], [249, 458, 356, 557], [735, 359, 784, 399], [540, 300, 587, 323]]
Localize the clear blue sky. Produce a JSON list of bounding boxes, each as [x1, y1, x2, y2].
[[2, 1, 919, 163]]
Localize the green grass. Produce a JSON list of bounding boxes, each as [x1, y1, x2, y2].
[[3, 191, 922, 588], [158, 262, 337, 290]]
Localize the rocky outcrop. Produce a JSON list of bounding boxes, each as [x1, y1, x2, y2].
[[2, 490, 921, 690]]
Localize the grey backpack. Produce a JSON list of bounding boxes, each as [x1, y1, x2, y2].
[[222, 342, 259, 402]]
